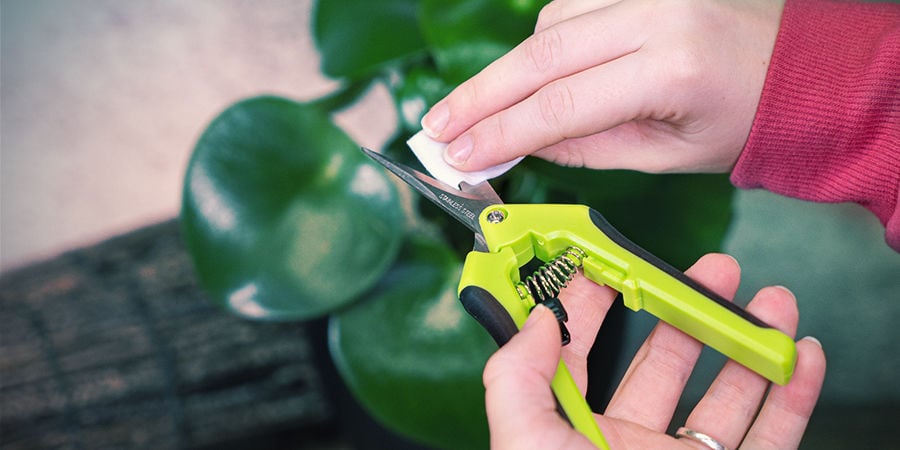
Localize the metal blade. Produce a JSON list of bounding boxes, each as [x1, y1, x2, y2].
[[361, 147, 502, 242]]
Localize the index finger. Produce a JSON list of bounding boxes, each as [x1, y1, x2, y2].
[[557, 273, 620, 395], [421, 1, 646, 141], [534, 0, 623, 33]]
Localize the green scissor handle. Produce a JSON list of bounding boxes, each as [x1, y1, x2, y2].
[[459, 251, 610, 449], [459, 204, 797, 448]]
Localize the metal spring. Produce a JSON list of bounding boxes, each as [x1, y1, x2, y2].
[[515, 246, 587, 302]]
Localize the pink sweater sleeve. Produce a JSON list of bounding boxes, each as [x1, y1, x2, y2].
[[730, 0, 900, 251]]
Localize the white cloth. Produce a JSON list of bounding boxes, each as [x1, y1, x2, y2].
[[407, 130, 523, 189]]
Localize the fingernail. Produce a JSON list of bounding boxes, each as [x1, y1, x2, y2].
[[773, 285, 797, 302], [422, 102, 449, 138], [523, 304, 550, 330], [445, 135, 473, 166], [722, 253, 741, 270], [801, 336, 822, 347]]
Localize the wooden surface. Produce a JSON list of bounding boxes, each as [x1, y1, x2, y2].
[[0, 220, 348, 450]]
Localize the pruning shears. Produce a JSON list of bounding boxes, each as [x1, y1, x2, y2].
[[362, 147, 797, 449]]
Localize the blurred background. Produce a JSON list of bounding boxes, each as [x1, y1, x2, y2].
[[1, 0, 398, 272], [2, 1, 898, 449]]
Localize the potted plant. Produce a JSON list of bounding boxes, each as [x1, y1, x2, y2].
[[180, 1, 734, 448]]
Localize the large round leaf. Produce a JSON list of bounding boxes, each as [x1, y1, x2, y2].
[[420, 0, 543, 84], [313, 0, 427, 80], [329, 236, 495, 449], [181, 96, 403, 320]]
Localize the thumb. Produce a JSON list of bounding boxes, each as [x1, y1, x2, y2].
[[483, 305, 574, 446]]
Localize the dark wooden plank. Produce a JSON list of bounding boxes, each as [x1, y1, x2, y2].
[[0, 220, 347, 450]]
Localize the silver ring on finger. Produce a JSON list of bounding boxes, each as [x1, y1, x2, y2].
[[675, 427, 729, 450]]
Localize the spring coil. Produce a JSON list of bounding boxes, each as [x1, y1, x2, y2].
[[515, 246, 587, 302]]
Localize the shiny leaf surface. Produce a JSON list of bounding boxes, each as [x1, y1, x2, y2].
[[329, 236, 495, 449], [313, 0, 427, 80], [391, 65, 453, 133], [420, 0, 543, 84], [182, 96, 404, 320]]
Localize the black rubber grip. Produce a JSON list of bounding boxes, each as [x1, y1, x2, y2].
[[460, 285, 573, 424], [588, 209, 769, 328], [459, 286, 519, 347]]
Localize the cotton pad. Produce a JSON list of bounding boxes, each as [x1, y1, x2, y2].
[[406, 130, 523, 189]]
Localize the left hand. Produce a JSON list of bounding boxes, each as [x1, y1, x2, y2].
[[482, 253, 826, 449]]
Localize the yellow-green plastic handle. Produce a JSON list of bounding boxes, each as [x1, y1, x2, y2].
[[459, 249, 609, 449], [458, 204, 797, 448]]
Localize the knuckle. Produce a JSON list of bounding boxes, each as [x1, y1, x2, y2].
[[542, 142, 585, 168], [534, 1, 561, 32], [660, 44, 705, 91], [524, 27, 563, 73], [482, 352, 513, 387], [644, 0, 710, 88], [654, 0, 704, 23], [537, 83, 575, 133], [459, 79, 482, 111], [493, 113, 510, 150]]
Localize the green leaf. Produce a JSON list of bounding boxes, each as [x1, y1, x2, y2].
[[391, 65, 454, 133], [313, 0, 427, 80], [181, 96, 404, 320], [420, 0, 543, 84], [577, 174, 735, 269], [329, 236, 495, 449]]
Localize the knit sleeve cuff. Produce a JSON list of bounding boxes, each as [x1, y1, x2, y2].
[[731, 0, 900, 251]]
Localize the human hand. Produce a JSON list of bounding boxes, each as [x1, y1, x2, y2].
[[421, 0, 785, 174], [482, 253, 826, 449]]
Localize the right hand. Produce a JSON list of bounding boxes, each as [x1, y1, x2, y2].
[[421, 0, 786, 174]]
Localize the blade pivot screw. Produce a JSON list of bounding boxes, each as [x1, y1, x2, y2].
[[486, 209, 506, 224]]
